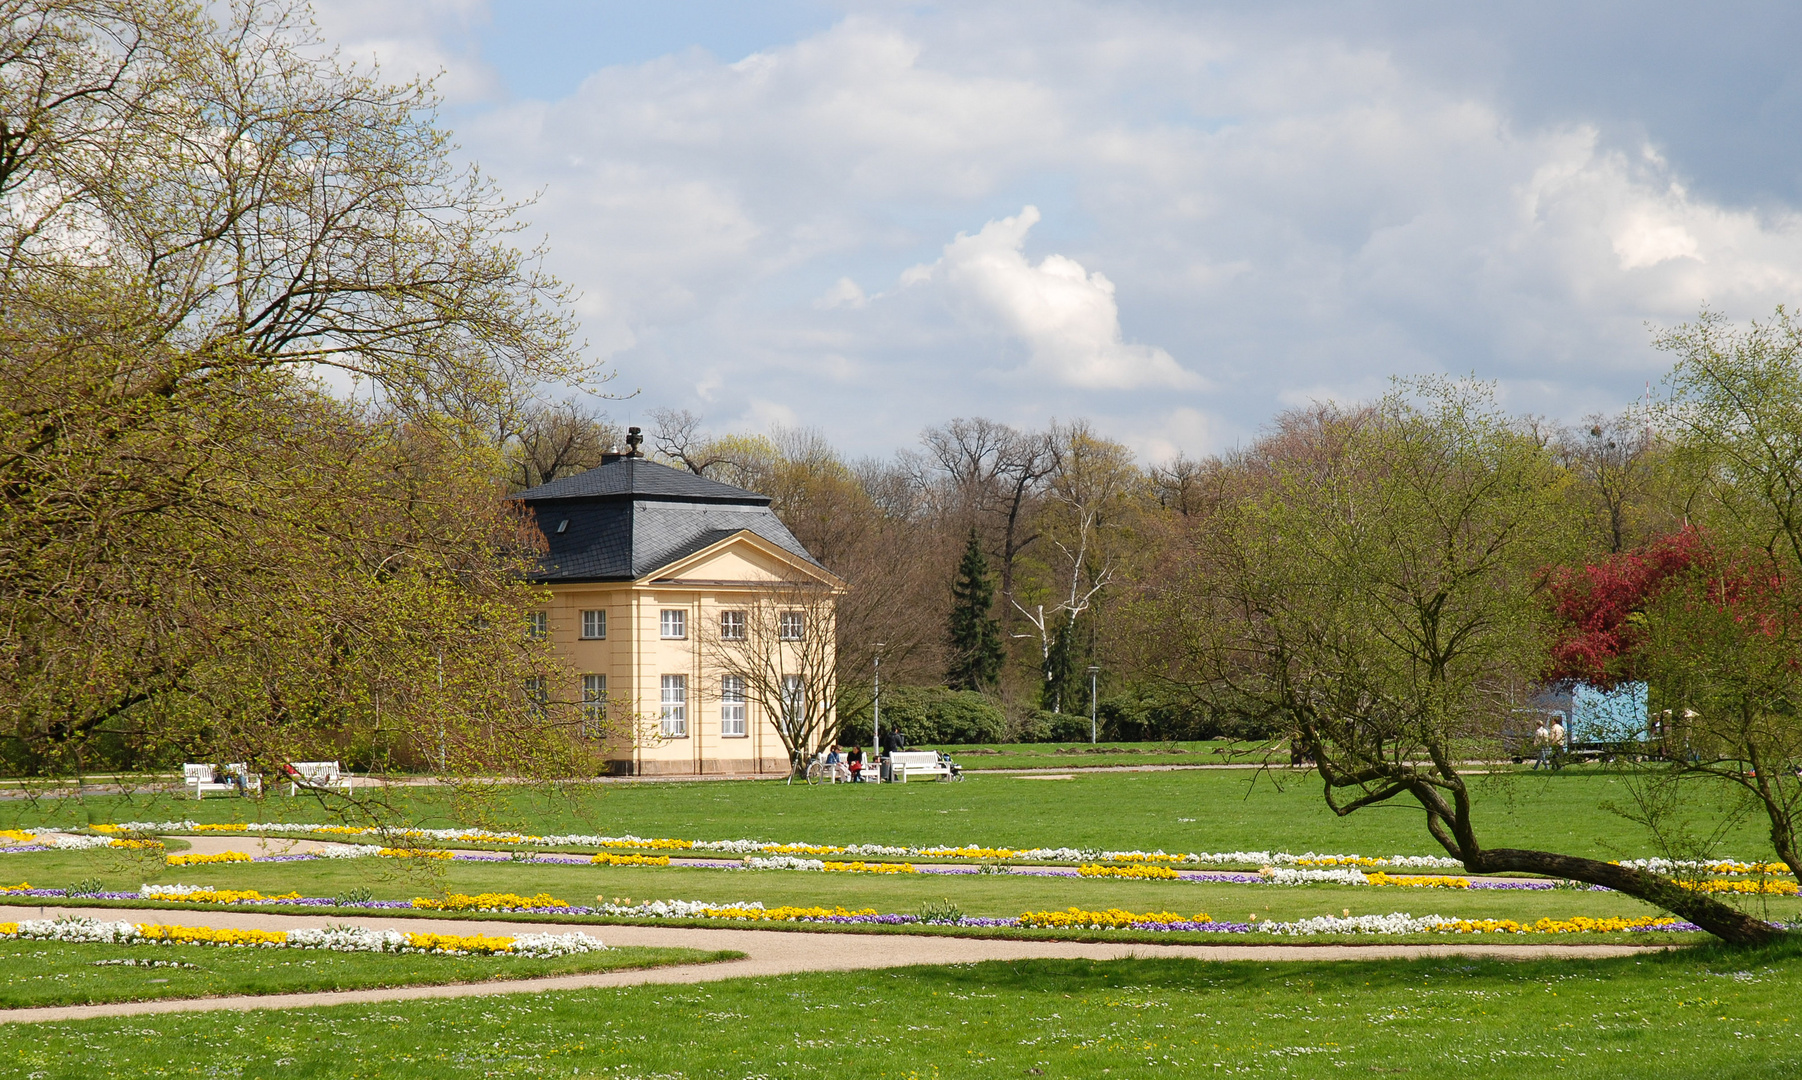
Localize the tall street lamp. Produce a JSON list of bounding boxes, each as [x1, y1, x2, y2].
[[1088, 664, 1100, 745], [873, 644, 886, 755]]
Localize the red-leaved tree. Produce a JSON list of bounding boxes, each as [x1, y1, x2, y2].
[[1544, 527, 1704, 688]]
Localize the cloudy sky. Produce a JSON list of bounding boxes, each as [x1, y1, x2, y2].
[[313, 0, 1802, 460]]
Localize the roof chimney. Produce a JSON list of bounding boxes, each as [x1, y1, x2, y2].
[[601, 426, 648, 465]]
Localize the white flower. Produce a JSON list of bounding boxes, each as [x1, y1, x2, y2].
[[1272, 912, 1451, 935], [316, 845, 382, 859], [1260, 868, 1372, 886], [743, 856, 825, 871], [509, 932, 607, 957]]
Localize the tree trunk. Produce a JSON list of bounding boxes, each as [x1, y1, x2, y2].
[[1464, 847, 1783, 945]]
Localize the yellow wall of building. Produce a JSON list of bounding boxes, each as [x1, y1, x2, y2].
[[537, 535, 836, 776]]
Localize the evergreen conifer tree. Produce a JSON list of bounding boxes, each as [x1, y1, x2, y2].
[[1041, 612, 1080, 712], [946, 529, 1004, 691]]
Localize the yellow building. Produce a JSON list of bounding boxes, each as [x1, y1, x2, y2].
[[516, 436, 841, 776]]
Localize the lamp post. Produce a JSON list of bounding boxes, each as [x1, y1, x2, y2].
[[873, 644, 885, 757], [1088, 664, 1099, 745]]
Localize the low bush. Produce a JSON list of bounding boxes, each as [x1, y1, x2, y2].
[[852, 686, 1006, 745]]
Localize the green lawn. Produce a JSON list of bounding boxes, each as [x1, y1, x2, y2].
[[8, 847, 1800, 928], [2, 765, 1779, 862], [935, 738, 1272, 770], [0, 939, 732, 1009], [6, 946, 1800, 1078]]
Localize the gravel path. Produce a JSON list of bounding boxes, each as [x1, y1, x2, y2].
[[0, 903, 1669, 1025]]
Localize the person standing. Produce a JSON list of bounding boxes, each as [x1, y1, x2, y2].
[[1548, 717, 1567, 770], [1532, 721, 1552, 770]]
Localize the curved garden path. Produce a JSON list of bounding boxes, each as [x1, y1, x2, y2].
[[0, 902, 1669, 1025]]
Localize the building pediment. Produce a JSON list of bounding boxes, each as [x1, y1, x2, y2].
[[643, 530, 843, 590]]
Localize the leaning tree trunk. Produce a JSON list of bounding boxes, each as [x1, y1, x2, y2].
[[1464, 847, 1783, 945]]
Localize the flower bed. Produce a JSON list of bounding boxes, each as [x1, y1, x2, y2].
[[1616, 857, 1795, 876], [3, 877, 1735, 938], [75, 822, 1486, 870], [590, 854, 672, 867], [1018, 907, 1215, 929], [1676, 878, 1799, 896], [1077, 864, 1181, 880], [59, 821, 1800, 891], [166, 852, 254, 867], [823, 861, 916, 874], [0, 916, 604, 956], [411, 891, 574, 913]]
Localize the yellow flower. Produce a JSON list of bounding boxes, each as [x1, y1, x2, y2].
[[404, 931, 515, 954], [156, 888, 304, 904], [699, 905, 880, 920], [1017, 906, 1204, 928], [590, 853, 671, 867], [1676, 878, 1798, 896], [1367, 872, 1470, 889], [412, 892, 570, 911], [822, 861, 917, 874], [166, 851, 254, 866], [134, 923, 287, 947], [1077, 864, 1181, 880]]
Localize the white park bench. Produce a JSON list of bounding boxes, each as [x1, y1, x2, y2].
[[889, 750, 954, 782], [183, 763, 260, 799], [288, 760, 353, 797]]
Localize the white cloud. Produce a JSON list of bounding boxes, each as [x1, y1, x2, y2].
[[306, 2, 1802, 457], [899, 206, 1200, 390], [814, 277, 868, 309], [309, 0, 498, 103]]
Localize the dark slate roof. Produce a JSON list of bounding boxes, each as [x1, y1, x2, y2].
[[513, 457, 823, 582], [515, 456, 771, 504]]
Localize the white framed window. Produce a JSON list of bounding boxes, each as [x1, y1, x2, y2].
[[780, 674, 804, 728], [525, 611, 548, 639], [523, 676, 547, 719], [581, 674, 607, 732], [660, 674, 687, 736], [778, 611, 805, 641], [581, 609, 606, 640], [660, 609, 687, 639], [719, 610, 746, 640], [721, 675, 747, 737]]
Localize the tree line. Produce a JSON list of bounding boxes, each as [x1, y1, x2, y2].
[[5, 0, 1800, 942]]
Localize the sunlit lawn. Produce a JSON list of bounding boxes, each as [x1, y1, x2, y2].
[[0, 939, 728, 1009], [6, 946, 1801, 1078], [2, 764, 1778, 863]]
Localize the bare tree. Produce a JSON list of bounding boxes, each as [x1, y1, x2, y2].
[[1557, 411, 1674, 553], [1149, 453, 1210, 517], [507, 400, 620, 490], [649, 408, 743, 477], [1012, 422, 1136, 705], [702, 579, 841, 780], [918, 418, 1055, 630]]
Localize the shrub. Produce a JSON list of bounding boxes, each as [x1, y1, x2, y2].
[[854, 686, 1006, 746], [1015, 709, 1097, 743]]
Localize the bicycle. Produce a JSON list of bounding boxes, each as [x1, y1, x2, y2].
[[804, 754, 850, 785]]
